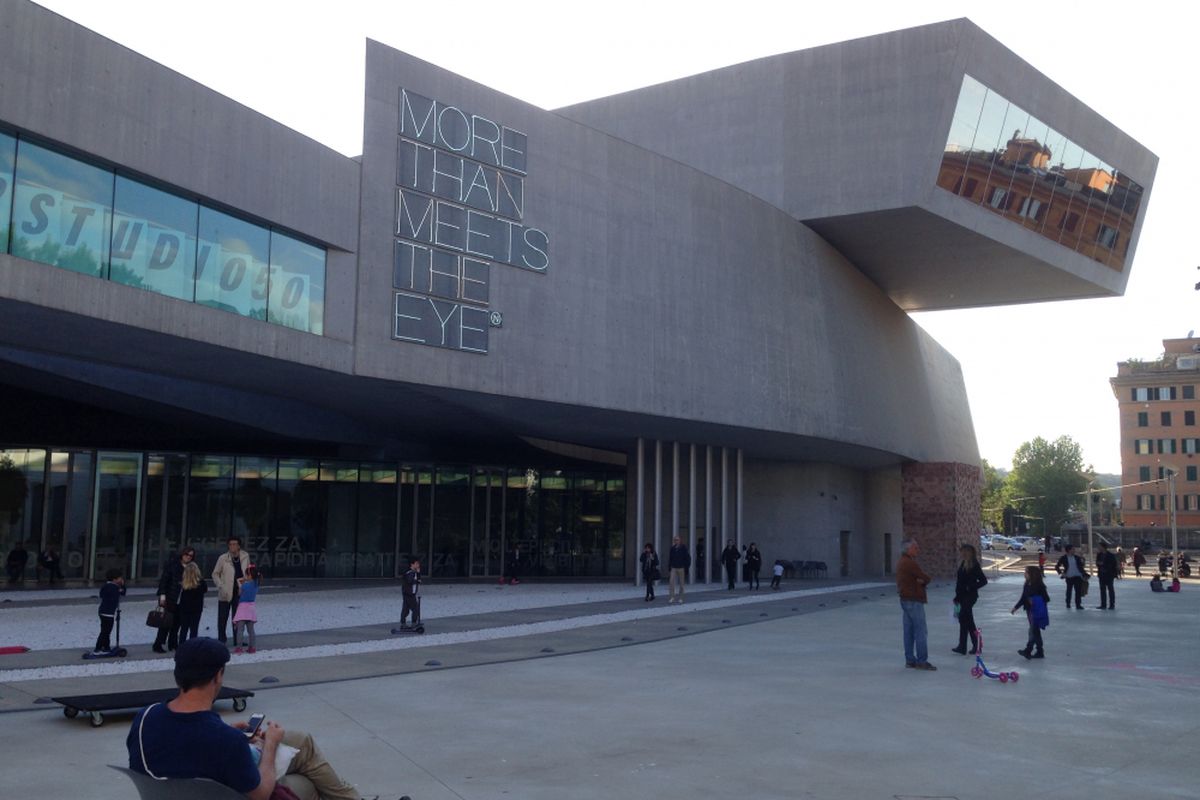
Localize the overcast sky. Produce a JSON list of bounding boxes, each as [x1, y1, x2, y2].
[[31, 0, 1199, 474]]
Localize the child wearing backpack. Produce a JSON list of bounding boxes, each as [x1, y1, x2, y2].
[[1010, 565, 1050, 660]]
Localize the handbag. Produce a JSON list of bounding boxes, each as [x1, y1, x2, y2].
[[145, 607, 174, 629]]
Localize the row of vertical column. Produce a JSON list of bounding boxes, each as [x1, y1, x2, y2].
[[634, 438, 742, 585]]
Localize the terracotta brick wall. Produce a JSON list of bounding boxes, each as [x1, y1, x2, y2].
[[901, 462, 982, 577]]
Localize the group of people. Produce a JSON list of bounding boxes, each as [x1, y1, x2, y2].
[[640, 538, 784, 602], [896, 537, 1158, 672], [5, 542, 64, 583], [91, 536, 261, 657]]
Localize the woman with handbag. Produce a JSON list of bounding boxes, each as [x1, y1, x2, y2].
[[153, 547, 195, 653]]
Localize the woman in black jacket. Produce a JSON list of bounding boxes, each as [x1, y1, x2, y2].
[[640, 543, 660, 601], [152, 547, 195, 653], [744, 543, 763, 590], [952, 544, 988, 655]]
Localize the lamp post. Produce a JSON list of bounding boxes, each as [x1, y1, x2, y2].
[[1086, 480, 1095, 566], [1168, 468, 1179, 580]]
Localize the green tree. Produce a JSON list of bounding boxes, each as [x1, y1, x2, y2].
[[1007, 436, 1091, 537], [979, 458, 1008, 531]]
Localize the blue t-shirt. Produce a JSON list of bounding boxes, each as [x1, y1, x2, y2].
[[239, 580, 258, 603], [126, 704, 260, 793]]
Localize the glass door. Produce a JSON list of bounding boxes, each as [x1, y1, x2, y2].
[[470, 469, 504, 577], [91, 452, 143, 581]]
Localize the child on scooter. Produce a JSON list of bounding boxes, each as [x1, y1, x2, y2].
[[93, 568, 125, 654]]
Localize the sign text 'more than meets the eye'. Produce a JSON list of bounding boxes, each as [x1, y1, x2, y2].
[[392, 88, 550, 355]]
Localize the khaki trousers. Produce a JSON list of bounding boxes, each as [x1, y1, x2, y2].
[[279, 730, 361, 800], [669, 568, 686, 601]]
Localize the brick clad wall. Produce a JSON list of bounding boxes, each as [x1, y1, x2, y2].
[[901, 462, 982, 577]]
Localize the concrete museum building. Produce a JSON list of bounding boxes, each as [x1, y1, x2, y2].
[[0, 3, 1156, 584]]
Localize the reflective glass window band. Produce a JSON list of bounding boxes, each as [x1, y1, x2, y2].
[[268, 231, 326, 335], [937, 74, 1144, 270], [0, 132, 15, 255], [110, 176, 199, 301], [196, 207, 271, 321], [11, 139, 113, 277]]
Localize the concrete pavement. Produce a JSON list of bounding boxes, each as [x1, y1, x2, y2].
[[2, 573, 1198, 799]]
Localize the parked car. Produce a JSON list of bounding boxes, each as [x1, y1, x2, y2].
[[979, 534, 993, 550], [990, 535, 1012, 550]]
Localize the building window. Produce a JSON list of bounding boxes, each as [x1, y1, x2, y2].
[[1133, 387, 1150, 402], [1136, 494, 1154, 510], [1135, 439, 1152, 455], [1139, 466, 1151, 481], [1157, 386, 1177, 401], [1185, 438, 1200, 455], [1187, 495, 1200, 512], [1137, 412, 1149, 427], [988, 186, 1017, 210], [1162, 411, 1173, 427], [1058, 212, 1080, 233], [1017, 197, 1044, 220], [1096, 224, 1119, 249], [0, 132, 327, 335], [1188, 411, 1197, 426], [1185, 385, 1195, 400], [1159, 439, 1177, 454], [1189, 466, 1198, 482]]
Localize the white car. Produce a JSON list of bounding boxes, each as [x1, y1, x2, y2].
[[990, 536, 1012, 550]]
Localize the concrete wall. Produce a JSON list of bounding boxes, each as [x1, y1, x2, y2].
[[354, 42, 979, 467]]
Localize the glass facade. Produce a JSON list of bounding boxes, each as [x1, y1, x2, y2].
[[0, 129, 326, 334], [0, 447, 626, 583], [937, 75, 1145, 270]]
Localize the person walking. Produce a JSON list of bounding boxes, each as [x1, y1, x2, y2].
[[153, 547, 194, 653], [1054, 544, 1088, 610], [1115, 546, 1126, 579], [667, 536, 691, 604], [744, 543, 762, 590], [212, 537, 251, 646], [1095, 542, 1118, 609], [502, 546, 521, 585], [721, 540, 740, 590], [400, 556, 422, 628], [640, 543, 660, 602], [1132, 546, 1146, 577], [952, 543, 987, 655], [896, 537, 936, 671], [1011, 565, 1050, 659], [176, 561, 208, 643], [231, 565, 259, 654]]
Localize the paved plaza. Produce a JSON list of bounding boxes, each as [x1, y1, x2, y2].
[[2, 571, 1197, 799]]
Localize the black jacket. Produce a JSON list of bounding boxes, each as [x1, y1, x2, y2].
[[1011, 581, 1051, 614], [1055, 553, 1088, 578], [402, 568, 422, 596], [745, 549, 762, 572], [640, 551, 660, 577], [954, 562, 988, 604], [668, 544, 692, 570], [1096, 551, 1118, 580], [178, 581, 208, 616], [721, 546, 740, 568], [98, 580, 125, 617], [156, 559, 185, 608]]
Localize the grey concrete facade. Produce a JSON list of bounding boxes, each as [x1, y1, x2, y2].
[[0, 4, 1153, 578]]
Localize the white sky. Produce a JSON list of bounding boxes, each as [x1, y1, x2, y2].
[[30, 0, 1199, 474]]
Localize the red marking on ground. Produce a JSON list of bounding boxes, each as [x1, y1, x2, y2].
[[0, 645, 30, 655], [1106, 662, 1200, 686]]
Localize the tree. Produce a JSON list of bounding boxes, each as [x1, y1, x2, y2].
[[979, 458, 1008, 531], [1006, 436, 1091, 538]]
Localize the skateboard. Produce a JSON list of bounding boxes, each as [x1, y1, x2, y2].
[[969, 629, 1018, 683], [82, 609, 128, 659]]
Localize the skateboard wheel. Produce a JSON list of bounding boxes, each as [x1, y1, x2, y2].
[[999, 673, 1009, 683], [232, 697, 247, 712], [90, 711, 104, 727], [63, 707, 79, 719]]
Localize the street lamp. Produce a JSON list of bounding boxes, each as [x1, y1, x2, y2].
[[1086, 480, 1095, 565]]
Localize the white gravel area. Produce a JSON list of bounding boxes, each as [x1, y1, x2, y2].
[[0, 587, 158, 603], [0, 582, 886, 682]]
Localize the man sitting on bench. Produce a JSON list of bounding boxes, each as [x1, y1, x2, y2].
[[126, 637, 365, 799]]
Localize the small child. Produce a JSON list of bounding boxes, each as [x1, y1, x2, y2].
[[94, 568, 126, 654], [771, 560, 784, 590], [400, 556, 422, 628], [1150, 574, 1165, 592], [1010, 565, 1050, 660], [232, 565, 258, 654], [1169, 577, 1181, 593]]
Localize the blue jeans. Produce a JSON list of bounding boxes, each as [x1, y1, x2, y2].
[[901, 600, 928, 664]]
